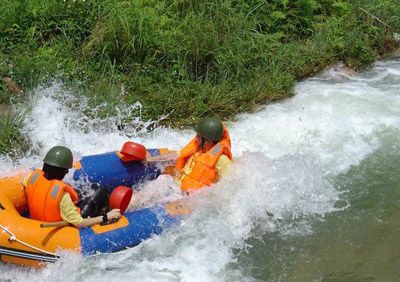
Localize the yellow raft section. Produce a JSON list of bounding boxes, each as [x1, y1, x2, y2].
[[0, 171, 80, 267]]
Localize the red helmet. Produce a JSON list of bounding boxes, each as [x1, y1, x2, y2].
[[120, 141, 147, 161]]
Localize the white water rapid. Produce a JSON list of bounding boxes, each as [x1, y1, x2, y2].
[[1, 56, 400, 281]]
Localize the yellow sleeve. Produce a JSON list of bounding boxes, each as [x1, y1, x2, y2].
[[216, 155, 232, 178], [59, 193, 83, 227]]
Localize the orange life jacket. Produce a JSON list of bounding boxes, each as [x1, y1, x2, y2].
[[24, 169, 79, 222], [176, 127, 233, 192]]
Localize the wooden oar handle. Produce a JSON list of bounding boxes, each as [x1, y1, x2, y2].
[[40, 221, 70, 228]]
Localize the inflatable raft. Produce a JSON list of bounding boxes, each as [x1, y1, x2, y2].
[[0, 148, 188, 267]]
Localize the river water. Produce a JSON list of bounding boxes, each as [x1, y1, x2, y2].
[[1, 56, 399, 281]]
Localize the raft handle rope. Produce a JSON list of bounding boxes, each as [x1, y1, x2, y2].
[[358, 7, 400, 43], [0, 224, 58, 257]]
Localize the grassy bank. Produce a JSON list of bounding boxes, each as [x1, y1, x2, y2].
[[0, 0, 399, 155]]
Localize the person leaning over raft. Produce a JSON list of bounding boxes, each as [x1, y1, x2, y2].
[[174, 116, 233, 192], [23, 146, 121, 228], [129, 116, 233, 209]]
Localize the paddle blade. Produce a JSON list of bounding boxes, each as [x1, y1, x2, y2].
[[120, 141, 147, 161], [109, 186, 133, 214]]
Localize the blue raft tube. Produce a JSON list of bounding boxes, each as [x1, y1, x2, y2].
[[72, 148, 187, 256]]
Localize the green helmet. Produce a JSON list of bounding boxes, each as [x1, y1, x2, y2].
[[43, 146, 73, 169], [195, 116, 224, 141]]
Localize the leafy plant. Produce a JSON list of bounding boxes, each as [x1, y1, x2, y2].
[[0, 0, 398, 135]]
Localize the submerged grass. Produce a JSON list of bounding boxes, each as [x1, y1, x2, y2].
[[0, 0, 399, 154]]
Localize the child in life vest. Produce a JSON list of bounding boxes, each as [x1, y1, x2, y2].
[[128, 116, 233, 210], [24, 146, 121, 228]]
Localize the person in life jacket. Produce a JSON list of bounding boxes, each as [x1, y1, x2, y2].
[[174, 116, 233, 193], [128, 116, 233, 210], [23, 146, 121, 228]]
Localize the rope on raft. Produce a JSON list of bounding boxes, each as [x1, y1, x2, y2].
[[0, 224, 58, 257]]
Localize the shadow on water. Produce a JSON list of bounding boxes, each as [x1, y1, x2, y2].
[[236, 130, 400, 281]]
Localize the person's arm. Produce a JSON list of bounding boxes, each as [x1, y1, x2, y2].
[[147, 151, 180, 176], [60, 193, 121, 228], [146, 151, 179, 162], [77, 209, 121, 229]]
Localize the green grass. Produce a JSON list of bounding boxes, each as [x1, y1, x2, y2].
[[0, 111, 30, 158], [0, 0, 399, 154]]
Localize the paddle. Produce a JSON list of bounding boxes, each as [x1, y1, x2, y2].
[[119, 141, 147, 161], [40, 221, 70, 228]]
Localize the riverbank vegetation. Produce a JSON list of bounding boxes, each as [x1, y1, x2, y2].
[[0, 0, 399, 155], [0, 111, 29, 157]]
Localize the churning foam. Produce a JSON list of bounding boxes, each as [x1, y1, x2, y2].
[[1, 57, 400, 281]]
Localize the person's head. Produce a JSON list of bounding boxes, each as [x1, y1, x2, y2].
[[195, 116, 224, 150], [42, 146, 73, 180]]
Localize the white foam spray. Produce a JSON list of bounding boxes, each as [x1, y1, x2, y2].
[[1, 57, 400, 281]]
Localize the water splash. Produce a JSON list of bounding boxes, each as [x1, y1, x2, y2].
[[1, 56, 400, 281]]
